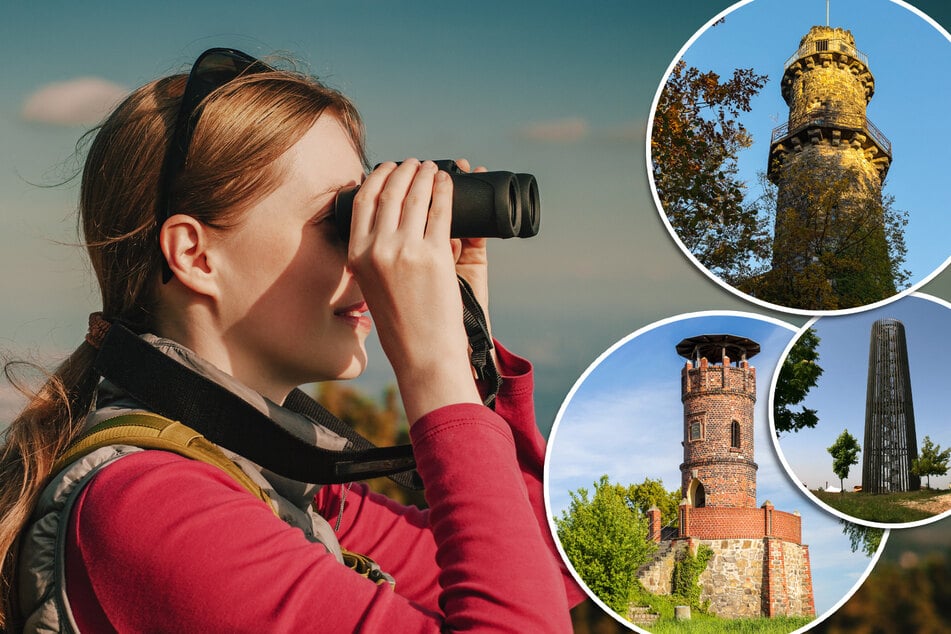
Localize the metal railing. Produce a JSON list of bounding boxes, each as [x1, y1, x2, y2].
[[784, 38, 869, 70], [770, 108, 891, 155]]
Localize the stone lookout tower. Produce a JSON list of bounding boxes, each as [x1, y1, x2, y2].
[[678, 334, 759, 509], [766, 25, 894, 305], [637, 334, 815, 619]]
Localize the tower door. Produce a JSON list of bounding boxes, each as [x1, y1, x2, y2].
[[688, 478, 706, 508]]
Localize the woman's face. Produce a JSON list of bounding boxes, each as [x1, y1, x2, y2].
[[210, 114, 369, 400]]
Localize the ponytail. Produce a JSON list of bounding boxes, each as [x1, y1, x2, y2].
[[0, 340, 100, 629]]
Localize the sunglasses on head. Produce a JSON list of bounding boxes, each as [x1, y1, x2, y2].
[[157, 47, 273, 282]]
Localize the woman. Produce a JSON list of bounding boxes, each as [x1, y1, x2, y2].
[[0, 49, 582, 631]]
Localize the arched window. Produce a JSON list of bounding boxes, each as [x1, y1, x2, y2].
[[731, 421, 741, 449]]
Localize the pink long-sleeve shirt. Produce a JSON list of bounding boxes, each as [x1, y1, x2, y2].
[[65, 344, 584, 632]]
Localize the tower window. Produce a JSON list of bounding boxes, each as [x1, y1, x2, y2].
[[689, 420, 703, 441], [731, 421, 741, 449]]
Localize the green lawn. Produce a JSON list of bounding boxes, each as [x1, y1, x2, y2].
[[813, 487, 951, 523], [648, 615, 814, 633]]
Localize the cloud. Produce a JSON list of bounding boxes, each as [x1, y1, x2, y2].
[[516, 117, 590, 143], [515, 117, 644, 145], [21, 77, 129, 126]]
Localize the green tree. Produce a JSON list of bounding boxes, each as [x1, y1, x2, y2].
[[555, 475, 656, 614], [625, 477, 681, 528], [744, 162, 909, 310], [911, 436, 951, 489], [840, 521, 884, 557], [651, 57, 770, 282], [773, 327, 823, 437], [827, 429, 861, 493]]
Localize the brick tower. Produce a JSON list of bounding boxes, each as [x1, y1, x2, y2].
[[863, 318, 920, 493], [637, 334, 814, 618], [678, 334, 759, 508], [765, 25, 894, 307]]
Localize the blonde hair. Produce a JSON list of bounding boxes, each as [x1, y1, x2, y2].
[[0, 60, 365, 628]]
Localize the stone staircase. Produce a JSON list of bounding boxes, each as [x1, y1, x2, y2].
[[626, 605, 660, 628], [635, 540, 681, 594]]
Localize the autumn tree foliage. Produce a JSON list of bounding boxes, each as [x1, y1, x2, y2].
[[315, 382, 425, 508], [651, 58, 770, 282], [773, 327, 823, 437], [816, 552, 951, 634]]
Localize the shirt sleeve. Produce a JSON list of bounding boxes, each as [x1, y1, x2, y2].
[[313, 341, 585, 614], [490, 341, 588, 608], [67, 381, 574, 632]]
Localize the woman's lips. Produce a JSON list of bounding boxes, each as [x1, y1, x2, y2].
[[335, 301, 372, 331]]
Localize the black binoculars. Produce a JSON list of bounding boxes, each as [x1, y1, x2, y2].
[[334, 160, 540, 242]]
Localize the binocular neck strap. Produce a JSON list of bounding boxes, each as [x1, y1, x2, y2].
[[93, 322, 423, 489], [458, 276, 502, 408]]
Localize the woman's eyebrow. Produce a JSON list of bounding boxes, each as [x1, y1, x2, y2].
[[306, 183, 350, 221]]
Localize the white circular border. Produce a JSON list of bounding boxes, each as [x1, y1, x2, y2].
[[768, 291, 951, 530], [644, 0, 951, 318], [543, 309, 889, 633]]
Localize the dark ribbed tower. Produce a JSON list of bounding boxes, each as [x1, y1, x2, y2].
[[862, 318, 919, 493], [677, 334, 759, 508], [766, 25, 895, 307]]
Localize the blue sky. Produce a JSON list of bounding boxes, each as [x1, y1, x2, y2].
[[657, 0, 951, 310], [774, 293, 951, 505], [544, 312, 881, 619]]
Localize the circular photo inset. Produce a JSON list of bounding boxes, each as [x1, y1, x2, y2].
[[770, 292, 951, 528], [648, 0, 951, 314], [546, 311, 885, 632]]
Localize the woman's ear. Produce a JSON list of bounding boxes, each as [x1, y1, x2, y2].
[[159, 214, 218, 298]]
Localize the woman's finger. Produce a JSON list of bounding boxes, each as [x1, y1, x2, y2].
[[398, 160, 438, 237], [424, 168, 453, 242], [372, 158, 422, 235], [349, 161, 397, 241]]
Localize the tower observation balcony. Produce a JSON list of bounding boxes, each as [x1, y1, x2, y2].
[[783, 37, 868, 71], [770, 109, 891, 156]]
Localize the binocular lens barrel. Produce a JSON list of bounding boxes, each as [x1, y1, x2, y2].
[[516, 173, 540, 238], [334, 164, 540, 242]]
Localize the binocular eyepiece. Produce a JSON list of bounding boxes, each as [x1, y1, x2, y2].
[[334, 160, 540, 242]]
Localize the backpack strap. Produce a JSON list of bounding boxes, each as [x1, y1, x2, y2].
[[55, 412, 274, 512], [54, 413, 393, 586], [92, 322, 422, 488]]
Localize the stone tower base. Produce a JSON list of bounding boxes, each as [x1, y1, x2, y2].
[[636, 537, 815, 619]]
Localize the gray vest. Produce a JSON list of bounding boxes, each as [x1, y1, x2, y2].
[[17, 334, 365, 632]]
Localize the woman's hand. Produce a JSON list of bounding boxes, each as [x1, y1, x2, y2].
[[347, 159, 482, 423]]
